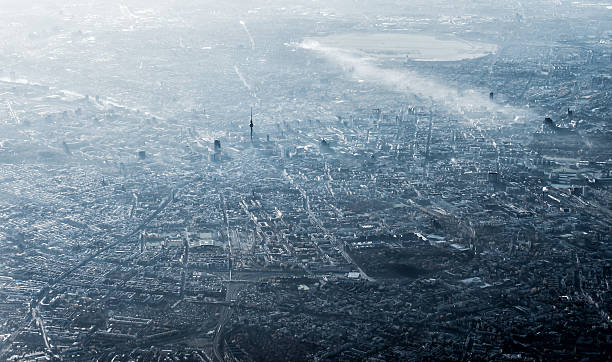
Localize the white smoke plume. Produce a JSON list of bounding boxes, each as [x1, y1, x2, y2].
[[234, 65, 251, 91], [240, 20, 255, 50], [299, 39, 532, 123]]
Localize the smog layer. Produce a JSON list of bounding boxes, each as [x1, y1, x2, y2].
[[0, 1, 611, 360]]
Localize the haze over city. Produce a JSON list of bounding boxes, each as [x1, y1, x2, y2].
[[0, 1, 611, 361]]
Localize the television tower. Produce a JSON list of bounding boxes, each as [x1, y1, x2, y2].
[[249, 107, 254, 142]]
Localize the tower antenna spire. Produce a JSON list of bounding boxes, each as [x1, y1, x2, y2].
[[250, 107, 254, 142]]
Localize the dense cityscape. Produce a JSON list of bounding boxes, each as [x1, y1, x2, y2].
[[0, 1, 611, 361]]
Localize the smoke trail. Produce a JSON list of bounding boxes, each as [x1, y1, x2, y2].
[[299, 40, 531, 122], [240, 20, 255, 50], [234, 65, 251, 91], [119, 4, 137, 20]]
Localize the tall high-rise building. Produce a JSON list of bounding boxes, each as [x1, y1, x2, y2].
[[488, 172, 499, 185], [213, 139, 221, 161]]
